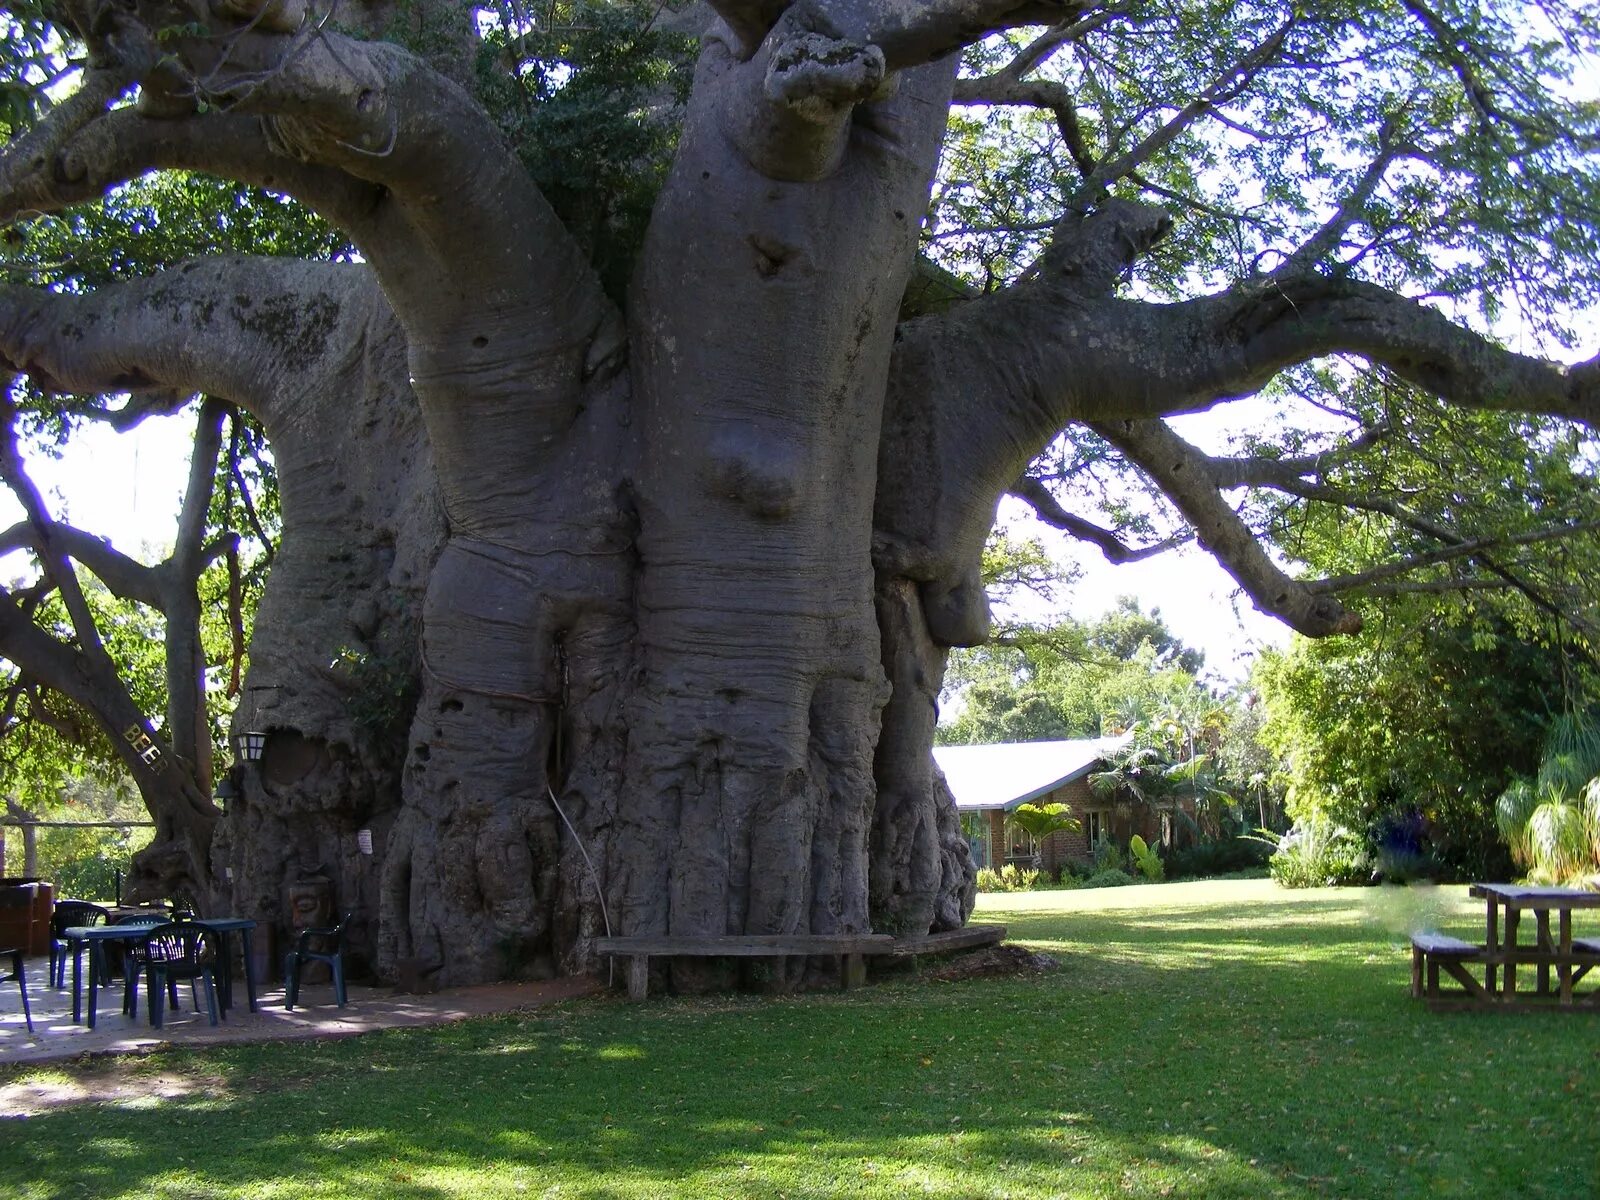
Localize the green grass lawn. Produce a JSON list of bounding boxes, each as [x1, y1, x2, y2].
[[4, 880, 1598, 1199]]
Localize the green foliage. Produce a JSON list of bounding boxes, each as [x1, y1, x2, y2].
[[1257, 596, 1584, 881], [1127, 834, 1164, 881], [474, 0, 695, 301], [1008, 802, 1080, 848], [2, 778, 152, 899], [1082, 867, 1136, 888], [1163, 837, 1273, 880], [1266, 818, 1370, 889], [328, 646, 420, 747], [1494, 710, 1600, 885], [975, 863, 1043, 892], [942, 596, 1213, 746], [936, 0, 1600, 339]]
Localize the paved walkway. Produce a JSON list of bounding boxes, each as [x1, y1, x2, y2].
[[0, 954, 603, 1066]]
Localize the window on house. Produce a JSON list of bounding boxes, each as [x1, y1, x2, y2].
[[1005, 824, 1037, 859], [1086, 810, 1104, 847]]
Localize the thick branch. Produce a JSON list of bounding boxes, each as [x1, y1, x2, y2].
[[1203, 423, 1392, 489], [0, 109, 377, 232], [816, 0, 1095, 70], [0, 519, 163, 608], [1192, 275, 1600, 428], [0, 256, 372, 421], [159, 399, 227, 778], [0, 66, 138, 216], [0, 409, 116, 667], [1089, 418, 1363, 636]]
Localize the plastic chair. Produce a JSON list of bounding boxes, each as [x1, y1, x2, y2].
[[0, 887, 34, 1032], [127, 921, 219, 1029], [50, 900, 111, 988], [284, 912, 352, 1009]]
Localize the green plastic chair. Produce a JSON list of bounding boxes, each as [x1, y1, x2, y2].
[[127, 921, 219, 1029], [284, 912, 352, 1009], [50, 900, 111, 988]]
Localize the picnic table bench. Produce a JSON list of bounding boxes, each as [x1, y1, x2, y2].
[[1409, 888, 1600, 1011], [1410, 933, 1490, 1005], [594, 924, 1007, 1000]]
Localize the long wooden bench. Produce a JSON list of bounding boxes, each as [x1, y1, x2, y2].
[[1410, 932, 1489, 1004], [594, 924, 1008, 1001], [593, 934, 893, 1001]]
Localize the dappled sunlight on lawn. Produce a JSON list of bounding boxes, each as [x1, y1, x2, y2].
[[6, 880, 1597, 1200]]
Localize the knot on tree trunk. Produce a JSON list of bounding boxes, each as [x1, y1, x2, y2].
[[764, 33, 888, 121]]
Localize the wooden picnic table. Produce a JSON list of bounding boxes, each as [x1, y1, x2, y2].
[[1469, 883, 1600, 1007]]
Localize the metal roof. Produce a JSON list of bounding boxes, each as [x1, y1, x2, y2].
[[933, 735, 1132, 812]]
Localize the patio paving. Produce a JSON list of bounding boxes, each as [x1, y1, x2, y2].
[[0, 954, 604, 1067]]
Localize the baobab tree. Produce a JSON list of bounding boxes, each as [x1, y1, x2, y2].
[[0, 0, 1596, 986]]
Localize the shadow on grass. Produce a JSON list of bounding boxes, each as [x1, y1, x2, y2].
[[6, 886, 1597, 1200]]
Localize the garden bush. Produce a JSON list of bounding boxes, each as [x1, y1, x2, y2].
[[1165, 836, 1273, 879], [1082, 868, 1136, 888], [975, 863, 1044, 892], [1267, 818, 1370, 888]]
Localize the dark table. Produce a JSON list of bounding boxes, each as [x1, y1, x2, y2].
[[1469, 883, 1600, 1005], [65, 917, 260, 1029]]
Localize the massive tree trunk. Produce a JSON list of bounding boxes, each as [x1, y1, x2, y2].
[[3, 0, 1597, 990]]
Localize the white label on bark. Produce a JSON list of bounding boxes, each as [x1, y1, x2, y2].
[[357, 828, 374, 855]]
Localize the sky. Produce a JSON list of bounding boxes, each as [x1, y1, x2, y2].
[[0, 412, 196, 570]]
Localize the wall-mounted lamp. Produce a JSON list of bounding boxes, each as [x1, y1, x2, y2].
[[240, 730, 268, 762]]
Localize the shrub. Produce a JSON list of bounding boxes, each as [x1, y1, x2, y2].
[[976, 863, 1044, 892], [1059, 857, 1096, 880], [1091, 837, 1127, 874], [1267, 818, 1370, 888], [1165, 837, 1273, 879], [1129, 835, 1165, 881], [1083, 868, 1136, 888]]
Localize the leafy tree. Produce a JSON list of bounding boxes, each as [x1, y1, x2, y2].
[[0, 0, 1597, 987], [1257, 598, 1588, 879], [942, 598, 1212, 744]]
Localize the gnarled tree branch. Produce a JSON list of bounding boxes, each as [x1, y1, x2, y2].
[[1089, 417, 1363, 636]]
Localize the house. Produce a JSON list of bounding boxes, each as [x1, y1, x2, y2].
[[933, 735, 1138, 873]]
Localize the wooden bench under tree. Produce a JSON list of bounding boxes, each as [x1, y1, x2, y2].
[[1410, 933, 1489, 1005], [594, 924, 1007, 1001]]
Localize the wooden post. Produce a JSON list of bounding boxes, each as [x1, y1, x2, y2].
[[1410, 943, 1423, 998], [627, 954, 649, 1002], [1560, 909, 1573, 1004], [841, 952, 865, 990], [1485, 896, 1499, 994], [1536, 910, 1551, 995], [1504, 907, 1520, 997]]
